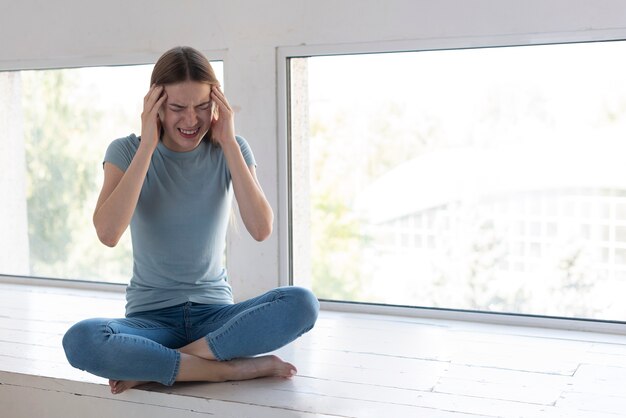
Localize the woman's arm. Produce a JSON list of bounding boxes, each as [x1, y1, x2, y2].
[[210, 86, 273, 241], [93, 85, 166, 247], [222, 142, 274, 241]]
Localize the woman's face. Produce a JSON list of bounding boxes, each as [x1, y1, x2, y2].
[[159, 80, 214, 152]]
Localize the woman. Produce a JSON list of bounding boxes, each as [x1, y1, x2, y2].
[[62, 46, 319, 395]]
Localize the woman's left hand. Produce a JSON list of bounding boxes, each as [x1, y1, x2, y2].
[[210, 85, 237, 146], [209, 85, 273, 241]]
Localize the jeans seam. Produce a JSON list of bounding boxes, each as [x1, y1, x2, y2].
[[206, 335, 225, 361], [105, 320, 175, 332], [166, 351, 181, 386], [184, 303, 192, 342], [207, 295, 282, 361]]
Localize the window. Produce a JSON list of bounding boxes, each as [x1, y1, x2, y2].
[[0, 62, 224, 283], [289, 41, 626, 321]]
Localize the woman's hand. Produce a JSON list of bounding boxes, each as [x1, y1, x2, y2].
[[210, 85, 237, 147], [93, 85, 166, 247], [209, 85, 273, 241], [141, 85, 167, 150]]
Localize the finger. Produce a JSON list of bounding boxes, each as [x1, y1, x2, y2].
[[144, 84, 158, 102], [148, 90, 167, 114], [210, 86, 231, 111], [210, 86, 224, 103], [144, 85, 164, 106], [154, 91, 167, 109], [143, 84, 155, 102], [148, 95, 166, 120]]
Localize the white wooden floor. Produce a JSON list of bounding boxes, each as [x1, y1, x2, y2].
[[1, 281, 626, 418]]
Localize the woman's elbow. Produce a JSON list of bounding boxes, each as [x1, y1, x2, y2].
[[251, 222, 273, 242], [97, 230, 120, 247], [94, 221, 120, 247]]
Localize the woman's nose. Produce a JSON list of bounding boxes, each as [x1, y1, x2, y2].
[[183, 108, 198, 125]]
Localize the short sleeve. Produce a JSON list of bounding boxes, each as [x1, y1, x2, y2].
[[104, 134, 139, 172], [235, 135, 256, 167]]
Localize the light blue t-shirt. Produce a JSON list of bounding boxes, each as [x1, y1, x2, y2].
[[104, 134, 256, 315]]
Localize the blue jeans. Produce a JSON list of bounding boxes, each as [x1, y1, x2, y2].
[[62, 286, 319, 386]]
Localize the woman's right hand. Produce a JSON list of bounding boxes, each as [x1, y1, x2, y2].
[[141, 84, 167, 150], [93, 85, 167, 247]]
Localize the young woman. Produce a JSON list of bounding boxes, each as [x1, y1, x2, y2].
[[62, 46, 319, 395]]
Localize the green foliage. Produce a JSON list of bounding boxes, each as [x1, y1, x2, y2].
[[365, 102, 437, 181], [21, 69, 133, 281], [309, 112, 368, 300], [308, 102, 426, 301], [311, 190, 368, 300], [22, 71, 94, 269]]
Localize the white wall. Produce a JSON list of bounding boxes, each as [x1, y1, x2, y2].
[[2, 0, 626, 300], [0, 73, 29, 275]]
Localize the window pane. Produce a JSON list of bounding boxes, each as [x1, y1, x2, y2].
[[289, 41, 626, 321], [0, 62, 223, 283]]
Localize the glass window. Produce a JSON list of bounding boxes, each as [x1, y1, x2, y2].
[[289, 41, 626, 321], [0, 62, 224, 283]]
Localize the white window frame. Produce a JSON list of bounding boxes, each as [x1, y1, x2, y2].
[[276, 30, 626, 334], [0, 49, 227, 72], [0, 48, 227, 290]]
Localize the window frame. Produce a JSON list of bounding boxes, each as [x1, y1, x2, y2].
[[277, 31, 626, 333], [0, 48, 227, 288]]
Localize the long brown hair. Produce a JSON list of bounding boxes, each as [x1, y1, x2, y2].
[[151, 46, 219, 143]]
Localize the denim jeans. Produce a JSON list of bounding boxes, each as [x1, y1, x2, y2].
[[62, 286, 319, 386]]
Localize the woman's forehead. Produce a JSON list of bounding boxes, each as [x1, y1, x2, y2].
[[164, 81, 211, 104]]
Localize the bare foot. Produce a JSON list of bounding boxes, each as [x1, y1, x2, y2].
[[108, 379, 149, 395], [110, 355, 298, 390], [228, 355, 297, 381]]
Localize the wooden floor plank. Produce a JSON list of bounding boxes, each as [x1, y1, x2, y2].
[[1, 372, 339, 418], [433, 364, 570, 405], [557, 391, 626, 416], [151, 378, 496, 418], [1, 281, 626, 418], [567, 363, 626, 397]]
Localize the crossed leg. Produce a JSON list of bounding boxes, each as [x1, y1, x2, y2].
[[91, 287, 318, 394], [109, 334, 297, 394]]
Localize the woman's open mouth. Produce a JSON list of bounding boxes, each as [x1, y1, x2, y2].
[[178, 127, 200, 139]]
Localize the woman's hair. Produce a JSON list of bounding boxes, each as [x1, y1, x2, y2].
[[151, 46, 219, 86], [151, 46, 219, 143]]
